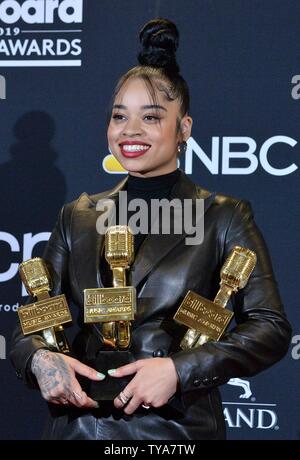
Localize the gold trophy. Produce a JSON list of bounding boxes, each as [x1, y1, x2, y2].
[[18, 258, 72, 353], [82, 225, 136, 400], [174, 246, 257, 349]]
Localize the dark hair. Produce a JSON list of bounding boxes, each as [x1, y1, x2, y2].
[[108, 18, 190, 130]]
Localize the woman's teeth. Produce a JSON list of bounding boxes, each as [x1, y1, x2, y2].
[[122, 145, 149, 152]]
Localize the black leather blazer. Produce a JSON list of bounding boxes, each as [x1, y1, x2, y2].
[[10, 170, 292, 440]]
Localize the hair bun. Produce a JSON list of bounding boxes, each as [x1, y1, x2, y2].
[[138, 18, 180, 74]]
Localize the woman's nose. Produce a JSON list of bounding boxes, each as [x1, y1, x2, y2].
[[122, 118, 143, 137]]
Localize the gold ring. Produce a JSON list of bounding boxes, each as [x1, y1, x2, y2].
[[117, 391, 131, 405]]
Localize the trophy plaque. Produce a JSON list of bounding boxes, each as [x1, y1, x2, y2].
[[82, 225, 136, 400], [18, 257, 72, 353], [174, 246, 257, 349]]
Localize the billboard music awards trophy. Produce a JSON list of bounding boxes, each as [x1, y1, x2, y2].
[[174, 246, 257, 349], [83, 225, 136, 401], [18, 258, 72, 354]]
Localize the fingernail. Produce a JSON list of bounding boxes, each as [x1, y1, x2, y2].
[[94, 402, 100, 409], [97, 372, 106, 380], [108, 369, 116, 376]]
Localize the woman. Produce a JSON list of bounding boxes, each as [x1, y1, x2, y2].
[[10, 18, 291, 440]]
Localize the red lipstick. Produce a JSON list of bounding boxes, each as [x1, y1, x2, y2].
[[119, 141, 151, 158]]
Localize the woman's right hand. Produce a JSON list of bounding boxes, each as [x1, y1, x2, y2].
[[31, 349, 104, 409]]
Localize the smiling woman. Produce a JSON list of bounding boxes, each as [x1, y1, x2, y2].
[[107, 77, 192, 176], [10, 18, 291, 441]]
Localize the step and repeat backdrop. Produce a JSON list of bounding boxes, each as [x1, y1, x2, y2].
[[0, 0, 299, 440]]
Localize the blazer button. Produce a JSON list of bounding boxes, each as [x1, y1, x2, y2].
[[16, 371, 22, 379], [202, 377, 211, 385], [152, 349, 165, 357], [212, 376, 219, 383], [193, 378, 201, 387]]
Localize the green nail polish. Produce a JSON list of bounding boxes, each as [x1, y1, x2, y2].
[[97, 372, 105, 380], [108, 369, 116, 376]]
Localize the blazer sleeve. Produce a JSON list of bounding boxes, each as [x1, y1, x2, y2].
[[171, 200, 292, 393], [9, 204, 71, 388]]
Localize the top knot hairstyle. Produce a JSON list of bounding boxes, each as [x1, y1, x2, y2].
[[109, 18, 190, 128], [138, 18, 180, 75]]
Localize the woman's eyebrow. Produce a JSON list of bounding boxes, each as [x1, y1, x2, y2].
[[112, 104, 127, 110], [112, 104, 167, 111], [141, 104, 167, 111]]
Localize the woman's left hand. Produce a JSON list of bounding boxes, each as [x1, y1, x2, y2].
[[110, 358, 179, 414]]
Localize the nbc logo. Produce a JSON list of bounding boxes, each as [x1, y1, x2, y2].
[[102, 135, 298, 176]]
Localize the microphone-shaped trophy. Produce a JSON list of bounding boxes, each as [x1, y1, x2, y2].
[[174, 246, 257, 349], [18, 258, 72, 353], [83, 225, 136, 400]]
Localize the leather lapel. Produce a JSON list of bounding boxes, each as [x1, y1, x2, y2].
[[72, 177, 128, 301], [72, 171, 215, 299], [130, 171, 216, 288]]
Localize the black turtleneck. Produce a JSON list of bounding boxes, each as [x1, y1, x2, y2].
[[100, 169, 181, 288], [126, 168, 181, 253], [127, 168, 181, 198]]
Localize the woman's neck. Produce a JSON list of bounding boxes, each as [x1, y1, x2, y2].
[[127, 168, 180, 191]]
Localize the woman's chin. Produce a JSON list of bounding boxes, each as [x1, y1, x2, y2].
[[119, 158, 149, 173]]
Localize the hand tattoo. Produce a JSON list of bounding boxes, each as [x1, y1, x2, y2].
[[31, 349, 73, 401]]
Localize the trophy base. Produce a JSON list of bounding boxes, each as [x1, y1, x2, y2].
[[79, 351, 135, 401]]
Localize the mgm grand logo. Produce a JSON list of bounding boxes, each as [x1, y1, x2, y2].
[[223, 378, 279, 430]]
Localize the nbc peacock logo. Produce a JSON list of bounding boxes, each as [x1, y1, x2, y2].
[[102, 153, 127, 174]]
